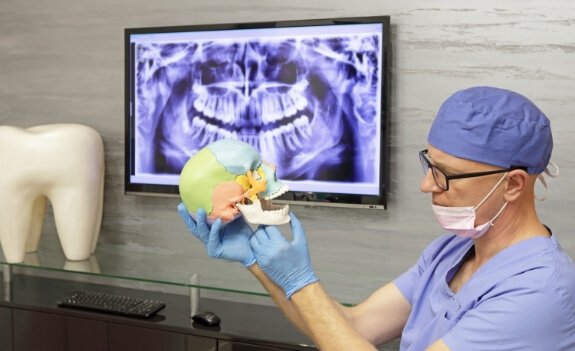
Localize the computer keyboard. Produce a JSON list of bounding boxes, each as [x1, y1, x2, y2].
[[57, 290, 166, 319]]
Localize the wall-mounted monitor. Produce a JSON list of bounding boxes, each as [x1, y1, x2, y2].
[[125, 16, 391, 209]]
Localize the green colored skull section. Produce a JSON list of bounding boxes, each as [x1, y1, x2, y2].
[[178, 146, 238, 214]]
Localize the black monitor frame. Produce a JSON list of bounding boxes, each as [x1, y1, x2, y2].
[[125, 16, 391, 209]]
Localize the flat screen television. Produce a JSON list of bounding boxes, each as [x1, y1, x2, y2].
[[125, 16, 391, 209]]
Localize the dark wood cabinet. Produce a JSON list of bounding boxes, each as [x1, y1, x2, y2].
[[13, 309, 66, 351], [11, 310, 111, 351], [186, 335, 219, 350], [66, 316, 108, 351], [109, 323, 189, 351], [219, 341, 292, 351], [0, 306, 13, 351], [0, 274, 315, 351]]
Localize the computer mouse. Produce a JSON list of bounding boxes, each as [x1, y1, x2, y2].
[[192, 311, 221, 327]]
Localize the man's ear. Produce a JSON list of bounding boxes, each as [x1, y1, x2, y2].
[[503, 169, 528, 202]]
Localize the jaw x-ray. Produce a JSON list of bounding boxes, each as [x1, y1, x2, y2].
[[134, 30, 382, 185]]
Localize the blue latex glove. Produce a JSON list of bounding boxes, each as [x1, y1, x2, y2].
[[177, 202, 256, 267], [250, 213, 318, 298]]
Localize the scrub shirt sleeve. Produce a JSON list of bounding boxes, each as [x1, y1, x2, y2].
[[442, 276, 575, 351], [394, 234, 453, 304]]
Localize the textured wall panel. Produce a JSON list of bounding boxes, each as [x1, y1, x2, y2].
[[0, 0, 573, 305]]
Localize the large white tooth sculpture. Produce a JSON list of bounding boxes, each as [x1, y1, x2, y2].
[[0, 124, 105, 263]]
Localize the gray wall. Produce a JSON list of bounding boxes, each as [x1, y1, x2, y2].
[[1, 0, 574, 305]]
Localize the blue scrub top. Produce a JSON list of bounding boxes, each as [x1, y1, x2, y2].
[[394, 234, 575, 351]]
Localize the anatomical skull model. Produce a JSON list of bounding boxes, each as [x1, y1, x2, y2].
[[179, 139, 290, 225]]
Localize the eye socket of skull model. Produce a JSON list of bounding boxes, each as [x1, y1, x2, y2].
[[179, 139, 290, 225]]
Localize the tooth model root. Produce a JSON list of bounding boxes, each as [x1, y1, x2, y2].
[[0, 124, 105, 263]]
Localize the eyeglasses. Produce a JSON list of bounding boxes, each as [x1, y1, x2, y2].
[[418, 149, 525, 191]]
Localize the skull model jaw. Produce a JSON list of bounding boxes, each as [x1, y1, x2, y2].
[[179, 139, 290, 226], [236, 198, 290, 225], [0, 124, 104, 263]]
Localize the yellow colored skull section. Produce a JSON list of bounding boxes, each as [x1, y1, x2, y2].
[[237, 167, 267, 202]]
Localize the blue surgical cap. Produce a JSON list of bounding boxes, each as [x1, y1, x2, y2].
[[428, 86, 553, 174]]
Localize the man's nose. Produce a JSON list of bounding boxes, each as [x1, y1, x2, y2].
[[420, 170, 442, 193]]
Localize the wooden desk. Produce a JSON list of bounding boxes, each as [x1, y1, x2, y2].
[[0, 273, 316, 351]]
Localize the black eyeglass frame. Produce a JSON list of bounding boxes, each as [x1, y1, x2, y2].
[[419, 149, 526, 191]]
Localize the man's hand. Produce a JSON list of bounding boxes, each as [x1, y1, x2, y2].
[[250, 213, 318, 298], [178, 202, 256, 267]]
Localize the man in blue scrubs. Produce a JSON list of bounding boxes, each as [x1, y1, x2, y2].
[[179, 86, 575, 350]]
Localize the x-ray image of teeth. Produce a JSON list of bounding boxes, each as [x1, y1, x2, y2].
[[134, 33, 381, 183]]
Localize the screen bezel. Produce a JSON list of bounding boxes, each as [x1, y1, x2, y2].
[[124, 16, 391, 209]]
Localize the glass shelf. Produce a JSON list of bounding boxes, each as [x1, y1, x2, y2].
[[0, 235, 270, 298]]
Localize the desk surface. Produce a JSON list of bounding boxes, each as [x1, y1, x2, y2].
[[0, 272, 315, 350]]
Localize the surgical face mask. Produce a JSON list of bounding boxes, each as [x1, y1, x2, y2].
[[431, 174, 508, 239]]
